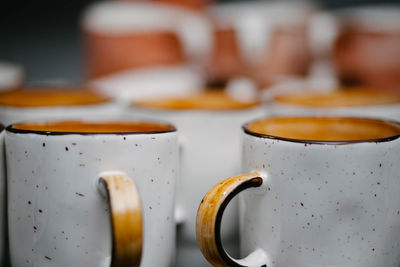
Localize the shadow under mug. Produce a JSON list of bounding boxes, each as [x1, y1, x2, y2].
[[197, 116, 400, 267], [6, 120, 178, 267]]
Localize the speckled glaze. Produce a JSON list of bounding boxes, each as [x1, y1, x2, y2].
[[130, 105, 266, 243], [196, 117, 400, 267], [0, 102, 121, 127], [237, 127, 400, 266], [0, 126, 5, 266], [5, 125, 178, 267]]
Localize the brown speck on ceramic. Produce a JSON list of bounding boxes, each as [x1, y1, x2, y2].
[[79, 164, 85, 167], [151, 137, 156, 140], [79, 152, 83, 155], [44, 256, 52, 261], [379, 163, 382, 167], [149, 206, 152, 210], [65, 147, 69, 151], [72, 142, 77, 146], [33, 226, 37, 230], [38, 209, 43, 213], [28, 201, 31, 205], [75, 192, 85, 197], [123, 137, 126, 140], [300, 202, 304, 207], [42, 143, 45, 147]]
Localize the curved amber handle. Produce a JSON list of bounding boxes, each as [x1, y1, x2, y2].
[[196, 173, 267, 267], [99, 173, 143, 267]]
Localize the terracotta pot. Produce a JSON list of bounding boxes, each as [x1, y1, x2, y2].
[[249, 25, 312, 88], [153, 0, 210, 11], [334, 24, 400, 92], [206, 25, 247, 86], [85, 31, 184, 79]]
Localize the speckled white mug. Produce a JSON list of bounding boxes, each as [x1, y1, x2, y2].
[[130, 92, 266, 245], [6, 120, 178, 267], [197, 116, 400, 267]]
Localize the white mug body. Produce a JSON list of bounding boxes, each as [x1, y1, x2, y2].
[[6, 122, 178, 267], [130, 106, 266, 243], [239, 124, 400, 267]]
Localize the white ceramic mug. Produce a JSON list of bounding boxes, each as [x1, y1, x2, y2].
[[197, 116, 400, 267], [130, 91, 266, 244], [6, 120, 178, 267], [267, 86, 400, 121], [0, 87, 119, 126]]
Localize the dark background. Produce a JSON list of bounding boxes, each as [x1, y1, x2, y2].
[[0, 0, 397, 84]]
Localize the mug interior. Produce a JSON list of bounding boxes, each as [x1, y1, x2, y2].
[[245, 117, 400, 143], [134, 91, 259, 111], [0, 88, 110, 108], [8, 120, 175, 134]]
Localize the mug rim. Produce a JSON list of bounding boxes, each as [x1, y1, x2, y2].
[[6, 119, 177, 136], [243, 116, 400, 145]]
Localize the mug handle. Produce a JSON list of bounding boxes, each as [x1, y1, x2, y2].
[[98, 172, 143, 267], [196, 173, 269, 267]]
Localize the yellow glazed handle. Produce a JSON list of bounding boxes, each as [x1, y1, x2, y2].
[[196, 173, 268, 267], [99, 173, 143, 267]]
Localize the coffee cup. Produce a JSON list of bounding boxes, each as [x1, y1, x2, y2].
[[268, 87, 400, 121], [197, 116, 400, 267], [6, 120, 178, 267], [130, 91, 265, 246], [0, 87, 119, 126]]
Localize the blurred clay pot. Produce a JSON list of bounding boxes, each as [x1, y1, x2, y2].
[[249, 25, 312, 88], [85, 31, 184, 79], [333, 6, 400, 92], [334, 24, 400, 92], [206, 25, 247, 87], [82, 2, 186, 79], [153, 0, 210, 11]]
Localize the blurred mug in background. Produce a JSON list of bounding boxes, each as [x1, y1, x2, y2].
[[0, 87, 119, 126], [266, 83, 400, 121]]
